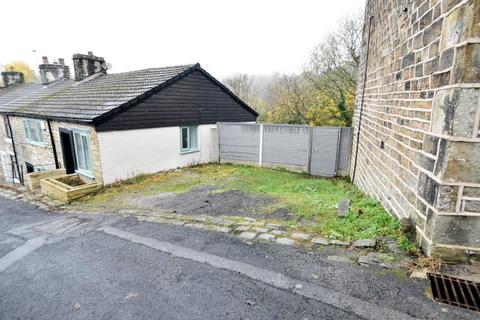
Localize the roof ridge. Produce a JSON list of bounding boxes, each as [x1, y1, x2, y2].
[[107, 63, 198, 76]]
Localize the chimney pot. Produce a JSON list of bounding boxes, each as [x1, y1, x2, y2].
[[88, 51, 93, 56], [42, 56, 49, 64], [58, 58, 65, 65]]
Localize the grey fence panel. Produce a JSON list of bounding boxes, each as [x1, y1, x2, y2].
[[337, 127, 353, 176], [262, 124, 310, 168], [218, 123, 260, 162], [217, 123, 352, 177], [309, 127, 340, 177]]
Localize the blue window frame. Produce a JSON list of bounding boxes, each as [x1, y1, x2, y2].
[[180, 126, 199, 153]]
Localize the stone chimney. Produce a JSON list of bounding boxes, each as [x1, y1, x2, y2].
[[39, 56, 70, 85], [0, 71, 24, 88], [72, 51, 107, 81]]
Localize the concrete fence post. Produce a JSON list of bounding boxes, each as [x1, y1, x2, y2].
[[307, 126, 313, 174], [258, 124, 264, 166]]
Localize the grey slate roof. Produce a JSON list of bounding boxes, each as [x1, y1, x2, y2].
[[0, 64, 196, 122]]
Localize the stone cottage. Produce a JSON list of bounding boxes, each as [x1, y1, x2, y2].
[[0, 52, 257, 186], [351, 0, 479, 261]]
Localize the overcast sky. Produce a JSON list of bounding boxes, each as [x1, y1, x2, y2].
[[2, 0, 363, 78]]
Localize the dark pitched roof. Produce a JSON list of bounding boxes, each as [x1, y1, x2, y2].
[[0, 63, 258, 123]]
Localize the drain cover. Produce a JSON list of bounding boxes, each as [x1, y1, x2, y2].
[[428, 272, 480, 312]]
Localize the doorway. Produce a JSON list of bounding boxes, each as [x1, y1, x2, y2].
[[59, 129, 76, 174]]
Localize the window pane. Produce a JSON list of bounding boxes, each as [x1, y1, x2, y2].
[[81, 135, 92, 172], [74, 132, 85, 170], [189, 126, 197, 149], [4, 117, 11, 138], [36, 121, 43, 142], [181, 127, 189, 149], [23, 120, 30, 140]]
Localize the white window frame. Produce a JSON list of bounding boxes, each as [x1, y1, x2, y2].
[[180, 126, 199, 153], [72, 129, 94, 178], [23, 118, 45, 146]]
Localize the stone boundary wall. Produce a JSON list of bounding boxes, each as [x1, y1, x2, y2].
[[351, 0, 479, 261]]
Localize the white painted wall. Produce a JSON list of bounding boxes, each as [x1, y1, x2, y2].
[[97, 124, 217, 184]]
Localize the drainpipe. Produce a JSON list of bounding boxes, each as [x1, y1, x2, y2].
[[47, 119, 60, 169], [5, 115, 22, 183], [352, 15, 374, 184]]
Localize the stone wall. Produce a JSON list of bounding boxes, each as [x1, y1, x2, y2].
[[0, 115, 103, 185], [351, 0, 479, 261]]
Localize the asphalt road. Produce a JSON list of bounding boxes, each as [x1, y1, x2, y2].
[[0, 195, 477, 320]]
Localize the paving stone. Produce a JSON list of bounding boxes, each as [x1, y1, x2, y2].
[[170, 220, 185, 226], [238, 232, 257, 240], [357, 253, 391, 268], [276, 238, 295, 246], [352, 239, 376, 248], [330, 240, 351, 246], [271, 230, 286, 236], [312, 238, 330, 246], [251, 221, 265, 227], [257, 233, 276, 242], [208, 217, 235, 227], [410, 268, 428, 280], [192, 216, 207, 223], [236, 221, 251, 226], [253, 227, 270, 233], [244, 217, 256, 222], [327, 256, 352, 263], [191, 223, 206, 230], [266, 223, 283, 229], [234, 226, 250, 233], [291, 232, 311, 241], [209, 226, 233, 233]]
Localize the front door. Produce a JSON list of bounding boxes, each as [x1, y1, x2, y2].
[[59, 129, 76, 174]]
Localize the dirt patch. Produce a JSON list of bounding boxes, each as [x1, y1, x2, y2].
[[57, 175, 85, 187], [132, 185, 291, 218]]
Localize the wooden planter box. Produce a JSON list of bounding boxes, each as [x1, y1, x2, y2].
[[27, 169, 66, 191], [40, 173, 101, 203]]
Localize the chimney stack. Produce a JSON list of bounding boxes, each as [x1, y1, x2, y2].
[[38, 55, 70, 85], [58, 58, 65, 65], [72, 51, 107, 81], [0, 72, 24, 88]]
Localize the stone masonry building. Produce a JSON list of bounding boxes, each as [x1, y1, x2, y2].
[[351, 0, 479, 261]]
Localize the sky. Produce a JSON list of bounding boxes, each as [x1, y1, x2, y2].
[[2, 0, 364, 78]]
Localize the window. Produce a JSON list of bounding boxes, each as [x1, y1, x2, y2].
[[23, 118, 44, 145], [72, 130, 94, 177], [180, 126, 199, 153], [3, 116, 11, 139]]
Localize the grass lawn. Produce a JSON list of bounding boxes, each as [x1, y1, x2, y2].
[[76, 163, 408, 242]]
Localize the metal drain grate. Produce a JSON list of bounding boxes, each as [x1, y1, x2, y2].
[[428, 272, 480, 312]]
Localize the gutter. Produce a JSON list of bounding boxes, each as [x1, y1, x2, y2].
[[47, 120, 60, 169], [352, 15, 374, 184]]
